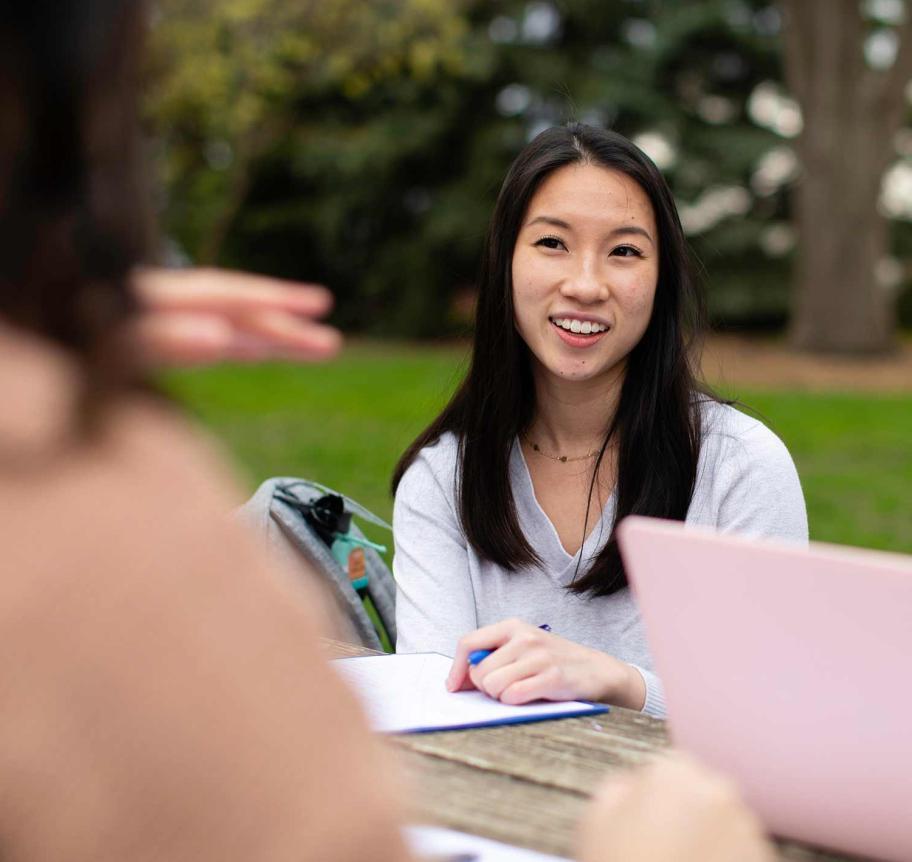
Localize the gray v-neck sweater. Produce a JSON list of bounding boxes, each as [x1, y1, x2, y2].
[[392, 401, 808, 717]]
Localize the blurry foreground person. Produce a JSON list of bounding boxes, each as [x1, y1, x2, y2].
[[0, 1, 772, 860], [0, 3, 408, 860]]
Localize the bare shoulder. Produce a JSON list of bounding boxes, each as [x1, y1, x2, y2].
[[0, 326, 317, 636], [0, 394, 272, 617], [102, 395, 248, 506]]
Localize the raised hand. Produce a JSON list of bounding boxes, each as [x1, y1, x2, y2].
[[133, 267, 342, 366]]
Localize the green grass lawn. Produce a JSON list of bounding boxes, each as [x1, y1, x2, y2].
[[166, 341, 912, 555]]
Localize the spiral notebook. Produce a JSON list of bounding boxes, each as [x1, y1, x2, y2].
[[333, 652, 607, 734]]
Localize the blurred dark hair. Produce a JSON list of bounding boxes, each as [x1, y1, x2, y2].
[[393, 123, 710, 597], [0, 0, 150, 424]]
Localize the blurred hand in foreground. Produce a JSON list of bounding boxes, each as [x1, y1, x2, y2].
[[133, 268, 342, 367], [579, 753, 775, 862]]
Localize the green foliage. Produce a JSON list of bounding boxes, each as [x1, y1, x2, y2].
[[147, 0, 910, 332], [164, 344, 912, 554], [148, 0, 471, 265]]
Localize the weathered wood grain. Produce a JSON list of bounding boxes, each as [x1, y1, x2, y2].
[[392, 713, 668, 794], [325, 639, 385, 659], [397, 748, 587, 859]]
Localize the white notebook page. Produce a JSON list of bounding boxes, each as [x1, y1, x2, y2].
[[333, 652, 606, 734]]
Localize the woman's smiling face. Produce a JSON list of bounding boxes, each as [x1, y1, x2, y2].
[[511, 162, 659, 387]]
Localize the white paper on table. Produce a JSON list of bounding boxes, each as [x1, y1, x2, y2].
[[332, 652, 606, 734], [405, 825, 570, 862]]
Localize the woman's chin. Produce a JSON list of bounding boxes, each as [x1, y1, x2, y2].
[[528, 345, 626, 388], [542, 362, 617, 385]]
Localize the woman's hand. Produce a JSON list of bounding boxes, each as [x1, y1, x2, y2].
[[578, 753, 775, 862], [445, 618, 646, 710], [132, 267, 342, 367]]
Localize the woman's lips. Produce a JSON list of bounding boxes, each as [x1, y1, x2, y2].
[[551, 319, 609, 348]]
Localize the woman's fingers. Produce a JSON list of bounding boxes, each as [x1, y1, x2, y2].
[[498, 665, 564, 705], [447, 622, 636, 706], [470, 651, 548, 701], [131, 267, 342, 367], [445, 618, 528, 692], [134, 267, 334, 317], [134, 313, 236, 366], [134, 312, 342, 366], [238, 310, 342, 360], [449, 621, 561, 703]]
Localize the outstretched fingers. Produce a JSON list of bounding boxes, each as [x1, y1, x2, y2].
[[134, 267, 334, 316], [132, 267, 341, 366]]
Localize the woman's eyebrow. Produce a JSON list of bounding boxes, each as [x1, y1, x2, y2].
[[525, 215, 571, 230], [609, 225, 655, 246]]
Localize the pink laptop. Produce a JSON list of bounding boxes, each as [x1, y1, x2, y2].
[[617, 516, 912, 862]]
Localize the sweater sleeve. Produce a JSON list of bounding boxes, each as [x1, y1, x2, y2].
[[701, 408, 809, 544], [393, 445, 478, 656], [631, 665, 667, 719]]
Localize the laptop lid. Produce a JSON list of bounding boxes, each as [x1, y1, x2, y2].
[[618, 516, 912, 862]]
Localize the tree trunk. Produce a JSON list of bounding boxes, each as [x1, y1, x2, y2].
[[781, 0, 912, 353], [198, 118, 287, 266]]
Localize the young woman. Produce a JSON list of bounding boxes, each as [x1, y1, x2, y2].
[[392, 124, 807, 717]]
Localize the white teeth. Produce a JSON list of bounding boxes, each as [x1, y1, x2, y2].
[[552, 317, 607, 334]]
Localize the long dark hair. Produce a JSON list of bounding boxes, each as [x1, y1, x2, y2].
[[0, 1, 150, 425], [393, 124, 709, 597]]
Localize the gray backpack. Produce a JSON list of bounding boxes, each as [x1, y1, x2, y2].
[[237, 477, 396, 652]]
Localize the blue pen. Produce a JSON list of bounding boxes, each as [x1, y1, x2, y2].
[[468, 624, 551, 666]]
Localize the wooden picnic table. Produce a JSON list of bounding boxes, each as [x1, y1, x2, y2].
[[326, 640, 855, 862]]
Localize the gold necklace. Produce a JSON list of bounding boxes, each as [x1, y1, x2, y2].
[[523, 434, 601, 463]]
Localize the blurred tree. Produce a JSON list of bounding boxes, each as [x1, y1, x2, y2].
[[149, 0, 801, 335], [147, 0, 911, 339], [781, 0, 912, 353], [147, 0, 470, 264]]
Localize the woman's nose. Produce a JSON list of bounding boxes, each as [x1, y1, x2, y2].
[[560, 257, 607, 303]]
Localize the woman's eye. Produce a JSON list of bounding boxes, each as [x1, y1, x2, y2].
[[534, 235, 567, 251], [611, 245, 643, 258]]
